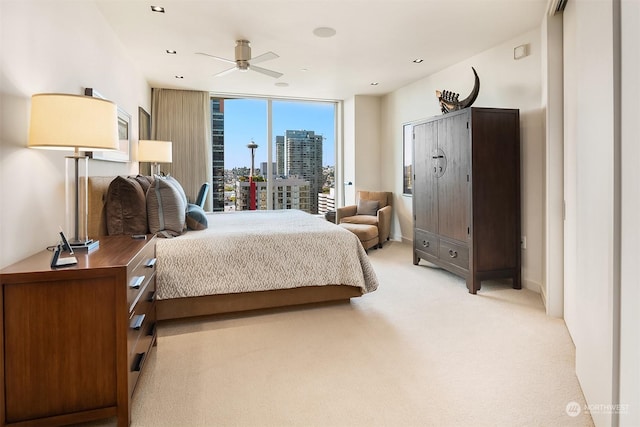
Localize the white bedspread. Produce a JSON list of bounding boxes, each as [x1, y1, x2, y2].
[[155, 209, 379, 300]]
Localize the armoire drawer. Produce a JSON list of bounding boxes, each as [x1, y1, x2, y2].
[[414, 229, 438, 257], [439, 239, 469, 270]]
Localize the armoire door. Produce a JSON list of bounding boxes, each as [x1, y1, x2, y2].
[[436, 112, 470, 242], [413, 121, 438, 233]]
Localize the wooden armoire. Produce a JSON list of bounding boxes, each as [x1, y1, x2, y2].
[[412, 107, 521, 294]]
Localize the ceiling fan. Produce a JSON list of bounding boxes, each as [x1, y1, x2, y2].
[[196, 40, 283, 79]]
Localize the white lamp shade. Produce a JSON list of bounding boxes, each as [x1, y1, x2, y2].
[[28, 93, 119, 151], [138, 140, 173, 163]]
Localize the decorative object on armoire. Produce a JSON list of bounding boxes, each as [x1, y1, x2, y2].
[[412, 107, 521, 294], [28, 93, 119, 250], [435, 67, 480, 114]]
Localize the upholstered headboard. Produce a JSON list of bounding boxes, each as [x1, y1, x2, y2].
[[87, 176, 116, 238]]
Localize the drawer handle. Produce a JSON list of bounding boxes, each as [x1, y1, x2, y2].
[[147, 290, 156, 303], [132, 352, 145, 372], [129, 276, 144, 289], [145, 258, 157, 268], [130, 314, 146, 330], [448, 249, 458, 258], [422, 240, 430, 248]]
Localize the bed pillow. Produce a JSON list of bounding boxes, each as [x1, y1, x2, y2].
[[186, 203, 208, 230], [147, 176, 187, 237], [162, 174, 188, 207], [105, 176, 148, 235], [133, 174, 154, 194], [357, 199, 379, 216]]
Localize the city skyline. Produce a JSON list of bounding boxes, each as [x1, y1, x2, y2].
[[223, 98, 336, 169]]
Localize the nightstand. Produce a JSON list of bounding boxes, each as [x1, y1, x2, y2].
[[0, 235, 157, 427]]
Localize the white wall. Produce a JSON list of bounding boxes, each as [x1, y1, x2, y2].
[[343, 95, 382, 206], [380, 28, 545, 293], [0, 1, 150, 268], [619, 0, 640, 424], [541, 12, 564, 318], [563, 1, 617, 425]]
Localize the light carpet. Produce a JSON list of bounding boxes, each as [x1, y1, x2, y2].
[[100, 241, 594, 426]]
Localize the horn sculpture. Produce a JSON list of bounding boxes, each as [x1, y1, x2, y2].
[[436, 67, 480, 114]]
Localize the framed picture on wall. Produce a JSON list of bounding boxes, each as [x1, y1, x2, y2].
[[138, 107, 150, 140], [403, 123, 413, 195], [84, 88, 131, 162]]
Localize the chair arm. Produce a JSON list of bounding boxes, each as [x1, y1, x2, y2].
[[377, 205, 392, 242], [336, 205, 357, 223]]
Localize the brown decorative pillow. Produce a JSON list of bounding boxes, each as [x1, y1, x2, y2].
[[133, 175, 154, 194], [147, 176, 187, 237], [106, 176, 148, 235], [357, 199, 379, 216]]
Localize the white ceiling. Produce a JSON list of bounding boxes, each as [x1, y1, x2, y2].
[[95, 0, 548, 101]]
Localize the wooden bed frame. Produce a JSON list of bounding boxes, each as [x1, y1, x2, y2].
[[87, 176, 362, 320]]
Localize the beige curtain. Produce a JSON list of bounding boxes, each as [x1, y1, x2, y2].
[[151, 88, 212, 211]]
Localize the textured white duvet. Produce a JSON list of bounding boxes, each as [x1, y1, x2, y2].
[[155, 209, 379, 300]]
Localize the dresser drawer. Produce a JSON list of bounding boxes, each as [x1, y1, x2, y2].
[[439, 239, 469, 270], [414, 229, 438, 257], [127, 281, 156, 358], [127, 287, 156, 397], [127, 241, 156, 311]]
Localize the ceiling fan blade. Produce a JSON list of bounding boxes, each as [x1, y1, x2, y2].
[[214, 66, 238, 77], [250, 51, 279, 64], [195, 52, 236, 65], [249, 65, 283, 79]]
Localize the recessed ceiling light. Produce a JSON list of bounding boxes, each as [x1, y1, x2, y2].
[[370, 82, 379, 86], [413, 59, 424, 63], [166, 49, 177, 54], [275, 82, 289, 87], [175, 75, 184, 79], [151, 5, 165, 13], [313, 27, 336, 38]]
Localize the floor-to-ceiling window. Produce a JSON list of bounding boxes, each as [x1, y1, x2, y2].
[[211, 96, 336, 214]]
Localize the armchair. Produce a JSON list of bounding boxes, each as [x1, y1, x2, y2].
[[336, 191, 392, 248]]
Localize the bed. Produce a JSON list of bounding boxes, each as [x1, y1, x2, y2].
[[87, 176, 379, 320]]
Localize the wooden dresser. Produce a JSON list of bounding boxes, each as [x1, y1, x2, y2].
[[412, 107, 521, 294], [0, 235, 157, 427]]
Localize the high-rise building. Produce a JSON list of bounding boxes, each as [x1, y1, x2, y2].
[[235, 177, 310, 212], [211, 98, 225, 212], [260, 161, 276, 177], [318, 188, 335, 214], [276, 130, 323, 213]]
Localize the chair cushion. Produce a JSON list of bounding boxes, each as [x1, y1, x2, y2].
[[357, 199, 379, 216], [358, 191, 389, 208], [340, 215, 378, 226]]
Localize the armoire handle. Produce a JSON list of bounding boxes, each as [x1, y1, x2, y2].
[[448, 249, 458, 258]]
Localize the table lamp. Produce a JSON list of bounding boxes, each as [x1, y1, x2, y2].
[[28, 93, 119, 250], [138, 140, 173, 176]]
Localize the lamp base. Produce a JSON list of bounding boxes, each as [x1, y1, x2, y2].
[[70, 239, 100, 253]]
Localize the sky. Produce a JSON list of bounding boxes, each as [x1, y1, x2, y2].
[[223, 98, 335, 169]]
